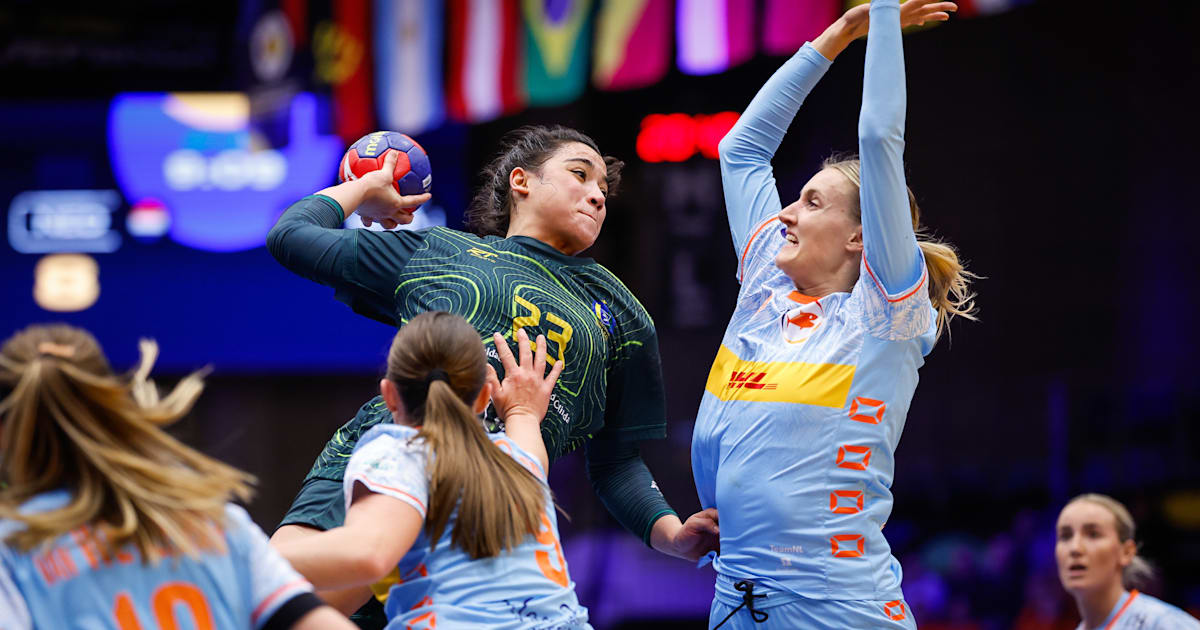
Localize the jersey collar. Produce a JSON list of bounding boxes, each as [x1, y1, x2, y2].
[[507, 235, 595, 266]]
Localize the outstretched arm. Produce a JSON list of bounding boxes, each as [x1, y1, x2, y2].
[[859, 0, 955, 293], [718, 44, 831, 277]]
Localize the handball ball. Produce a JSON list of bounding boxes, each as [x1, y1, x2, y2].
[[338, 131, 432, 196]]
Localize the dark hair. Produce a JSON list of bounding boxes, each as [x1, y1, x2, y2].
[[465, 125, 625, 237], [386, 311, 547, 559]]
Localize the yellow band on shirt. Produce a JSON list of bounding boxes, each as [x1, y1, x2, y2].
[[704, 344, 855, 408]]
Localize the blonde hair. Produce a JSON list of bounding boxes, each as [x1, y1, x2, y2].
[[0, 324, 254, 563], [1065, 493, 1156, 590], [822, 156, 978, 338], [386, 311, 547, 559]]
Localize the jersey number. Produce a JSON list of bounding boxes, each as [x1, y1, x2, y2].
[[114, 582, 214, 630], [534, 513, 569, 588], [512, 296, 573, 365]]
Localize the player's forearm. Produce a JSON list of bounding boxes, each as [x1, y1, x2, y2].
[[719, 43, 833, 168], [811, 15, 859, 61], [313, 586, 373, 617], [312, 178, 371, 220], [649, 514, 685, 554], [505, 414, 549, 472], [274, 527, 391, 590], [585, 438, 676, 545]]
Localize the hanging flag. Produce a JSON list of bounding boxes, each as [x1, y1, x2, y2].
[[313, 0, 375, 142], [763, 0, 839, 56], [524, 0, 593, 106], [677, 0, 755, 76], [374, 0, 445, 135], [593, 0, 670, 91], [447, 0, 524, 123]]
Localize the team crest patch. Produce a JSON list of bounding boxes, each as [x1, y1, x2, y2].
[[781, 301, 824, 344], [593, 300, 615, 335]]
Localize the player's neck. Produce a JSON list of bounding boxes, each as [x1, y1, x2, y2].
[[1076, 583, 1126, 629]]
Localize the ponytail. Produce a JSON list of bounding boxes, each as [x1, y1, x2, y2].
[[822, 155, 978, 339], [385, 311, 549, 559], [917, 237, 978, 338], [0, 324, 254, 564], [419, 380, 545, 559]]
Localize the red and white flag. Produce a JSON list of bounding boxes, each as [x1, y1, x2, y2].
[[447, 0, 525, 123]]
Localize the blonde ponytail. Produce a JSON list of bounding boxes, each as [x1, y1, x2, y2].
[[386, 312, 548, 559], [0, 324, 254, 564], [822, 156, 978, 338]]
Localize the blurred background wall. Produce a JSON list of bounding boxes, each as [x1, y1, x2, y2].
[[1, 1, 1198, 628]]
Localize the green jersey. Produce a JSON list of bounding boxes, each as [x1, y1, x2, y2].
[[269, 195, 674, 544]]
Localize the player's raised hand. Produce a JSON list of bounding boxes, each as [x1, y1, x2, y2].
[[842, 0, 956, 39], [814, 0, 956, 60], [356, 150, 432, 228], [486, 329, 564, 425]]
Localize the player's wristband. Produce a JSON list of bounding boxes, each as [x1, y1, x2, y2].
[[261, 592, 324, 630]]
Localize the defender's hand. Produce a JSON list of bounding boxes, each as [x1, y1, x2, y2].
[[486, 329, 564, 425]]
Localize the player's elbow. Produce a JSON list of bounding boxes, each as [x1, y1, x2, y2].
[[717, 130, 757, 165], [857, 117, 903, 150], [265, 219, 293, 264], [343, 546, 394, 584]]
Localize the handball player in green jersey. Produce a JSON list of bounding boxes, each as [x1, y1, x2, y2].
[[266, 126, 719, 627]]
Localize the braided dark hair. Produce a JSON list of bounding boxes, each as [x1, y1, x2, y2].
[[465, 125, 624, 237]]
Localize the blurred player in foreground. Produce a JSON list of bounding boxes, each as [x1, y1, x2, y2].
[[0, 324, 354, 629], [690, 1, 973, 627], [1056, 494, 1200, 629], [274, 312, 591, 629]]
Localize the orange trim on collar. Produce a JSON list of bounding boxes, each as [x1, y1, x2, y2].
[[1104, 590, 1139, 630], [787, 291, 819, 304]]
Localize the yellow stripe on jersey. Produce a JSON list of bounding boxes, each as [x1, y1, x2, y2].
[[704, 344, 855, 408]]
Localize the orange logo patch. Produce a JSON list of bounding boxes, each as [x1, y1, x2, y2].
[[788, 312, 818, 328], [848, 396, 886, 424], [830, 490, 864, 515], [830, 534, 865, 558], [835, 445, 871, 471]]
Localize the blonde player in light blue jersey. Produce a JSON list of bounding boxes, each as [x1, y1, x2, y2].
[[275, 312, 590, 630], [1057, 494, 1200, 630], [691, 1, 976, 627], [0, 324, 354, 630]]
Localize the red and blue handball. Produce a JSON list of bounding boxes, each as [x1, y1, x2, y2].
[[338, 131, 433, 196]]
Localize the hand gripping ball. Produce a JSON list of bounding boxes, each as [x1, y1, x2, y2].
[[338, 131, 432, 196]]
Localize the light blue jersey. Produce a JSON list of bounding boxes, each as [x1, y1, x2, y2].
[[691, 0, 932, 620], [1076, 590, 1200, 630], [0, 492, 313, 630], [344, 424, 590, 630]]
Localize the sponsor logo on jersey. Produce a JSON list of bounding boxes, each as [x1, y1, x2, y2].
[[704, 344, 855, 407], [467, 247, 498, 262], [726, 371, 778, 390]]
